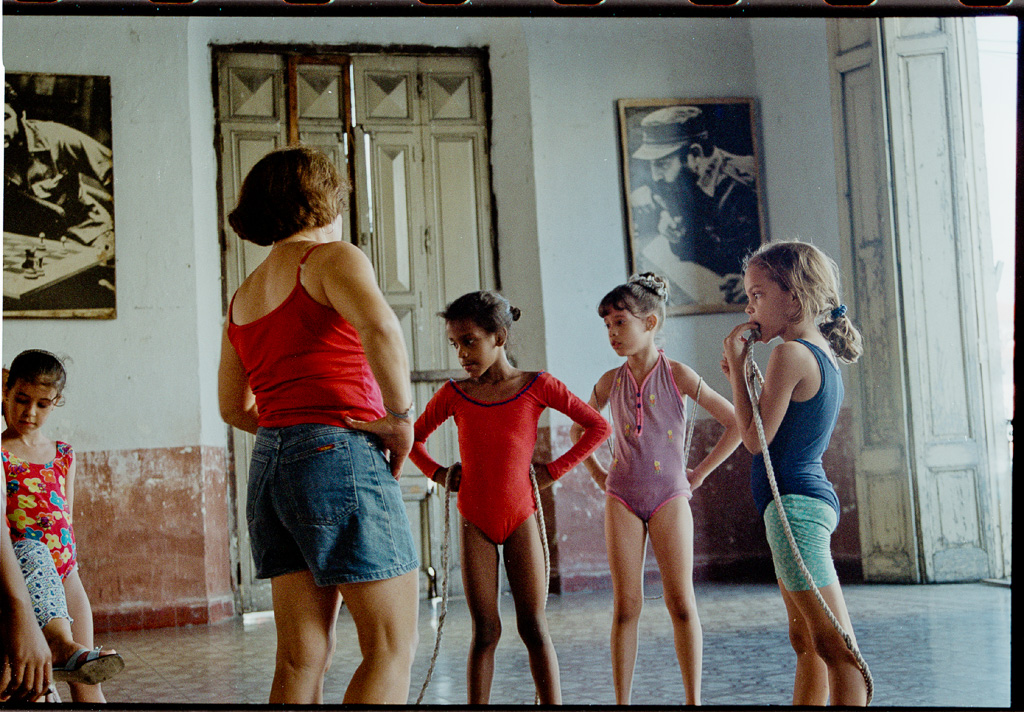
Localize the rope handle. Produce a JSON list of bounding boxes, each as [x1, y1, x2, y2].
[[416, 464, 551, 705], [529, 465, 551, 599], [741, 335, 873, 704], [416, 468, 453, 704], [682, 376, 703, 478]]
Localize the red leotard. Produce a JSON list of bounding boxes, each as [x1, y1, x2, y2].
[[410, 372, 610, 544]]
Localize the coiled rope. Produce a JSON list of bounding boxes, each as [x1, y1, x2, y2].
[[416, 469, 452, 704], [416, 464, 550, 704], [741, 334, 873, 705]]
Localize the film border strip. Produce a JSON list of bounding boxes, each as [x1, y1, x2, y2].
[[2, 0, 1020, 15]]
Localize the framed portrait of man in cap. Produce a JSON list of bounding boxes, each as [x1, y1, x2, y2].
[[618, 98, 766, 315]]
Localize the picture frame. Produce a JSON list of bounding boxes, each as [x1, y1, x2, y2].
[[4, 72, 116, 319], [618, 97, 767, 315]]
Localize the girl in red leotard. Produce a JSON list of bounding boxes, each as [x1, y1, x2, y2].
[[409, 290, 610, 705]]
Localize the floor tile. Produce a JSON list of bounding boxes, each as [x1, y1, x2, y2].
[[79, 581, 1009, 707]]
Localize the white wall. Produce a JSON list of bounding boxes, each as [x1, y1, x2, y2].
[[3, 15, 843, 452], [749, 18, 841, 258], [524, 17, 841, 416], [3, 17, 215, 452]]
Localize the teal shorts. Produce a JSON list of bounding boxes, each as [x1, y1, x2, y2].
[[763, 494, 838, 592]]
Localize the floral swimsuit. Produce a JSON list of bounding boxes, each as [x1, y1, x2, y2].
[[3, 441, 77, 579]]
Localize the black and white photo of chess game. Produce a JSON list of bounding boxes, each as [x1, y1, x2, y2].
[[4, 72, 115, 318]]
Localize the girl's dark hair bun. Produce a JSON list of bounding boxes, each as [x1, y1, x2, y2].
[[441, 290, 519, 336]]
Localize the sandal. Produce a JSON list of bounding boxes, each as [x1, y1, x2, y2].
[[53, 647, 125, 685]]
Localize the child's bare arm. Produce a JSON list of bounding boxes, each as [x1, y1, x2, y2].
[[569, 371, 614, 490], [670, 360, 742, 490], [0, 497, 53, 702], [723, 331, 806, 453]]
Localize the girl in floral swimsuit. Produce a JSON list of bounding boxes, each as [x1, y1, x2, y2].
[[408, 291, 610, 704], [3, 351, 122, 702]]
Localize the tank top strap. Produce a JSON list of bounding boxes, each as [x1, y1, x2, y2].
[[294, 243, 328, 294], [796, 338, 838, 373], [298, 243, 326, 269], [227, 290, 239, 325]]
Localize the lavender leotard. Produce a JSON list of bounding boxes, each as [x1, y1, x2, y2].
[[606, 351, 693, 522]]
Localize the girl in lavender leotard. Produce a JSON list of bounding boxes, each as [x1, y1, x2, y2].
[[572, 273, 741, 705]]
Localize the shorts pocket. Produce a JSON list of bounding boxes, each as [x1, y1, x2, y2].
[[245, 450, 274, 527], [278, 435, 359, 525]]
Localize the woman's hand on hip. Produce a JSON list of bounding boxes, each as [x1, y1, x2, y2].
[[344, 413, 414, 479]]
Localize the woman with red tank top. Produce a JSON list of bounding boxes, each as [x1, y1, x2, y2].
[[217, 146, 418, 705]]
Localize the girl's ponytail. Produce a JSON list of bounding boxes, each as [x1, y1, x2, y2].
[[819, 305, 863, 364]]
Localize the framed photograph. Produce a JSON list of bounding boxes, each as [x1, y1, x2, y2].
[[618, 98, 767, 315], [4, 72, 115, 318]]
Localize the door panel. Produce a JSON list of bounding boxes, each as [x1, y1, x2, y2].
[[883, 18, 999, 581], [216, 52, 288, 613], [827, 19, 1007, 583], [217, 49, 493, 608], [352, 54, 493, 596]]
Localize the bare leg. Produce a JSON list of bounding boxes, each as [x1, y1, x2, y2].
[[269, 571, 343, 704], [62, 569, 104, 703], [41, 618, 86, 665], [604, 497, 648, 705], [461, 519, 501, 704], [648, 497, 702, 705], [339, 570, 419, 704], [782, 582, 867, 706], [503, 515, 561, 704], [779, 582, 829, 705]]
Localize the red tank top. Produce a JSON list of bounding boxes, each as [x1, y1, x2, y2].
[[227, 244, 385, 429]]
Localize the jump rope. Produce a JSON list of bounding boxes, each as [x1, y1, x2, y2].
[[416, 372, 699, 701], [415, 341, 873, 704], [415, 464, 550, 704], [741, 328, 873, 704]]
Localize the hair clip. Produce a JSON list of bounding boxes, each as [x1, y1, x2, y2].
[[831, 304, 848, 319]]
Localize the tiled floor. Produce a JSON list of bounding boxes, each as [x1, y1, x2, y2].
[[75, 580, 1010, 707]]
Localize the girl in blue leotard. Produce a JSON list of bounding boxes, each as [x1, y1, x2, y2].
[[722, 240, 868, 706]]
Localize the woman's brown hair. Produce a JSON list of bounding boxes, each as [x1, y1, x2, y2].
[[228, 145, 347, 247]]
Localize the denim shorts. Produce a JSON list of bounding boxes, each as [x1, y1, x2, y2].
[[247, 424, 419, 586], [763, 494, 839, 592]]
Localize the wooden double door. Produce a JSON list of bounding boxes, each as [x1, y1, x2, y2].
[[215, 48, 493, 610]]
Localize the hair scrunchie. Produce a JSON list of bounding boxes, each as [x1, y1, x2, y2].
[[831, 304, 848, 320]]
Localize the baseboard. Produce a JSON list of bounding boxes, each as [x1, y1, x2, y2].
[[92, 596, 235, 632]]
